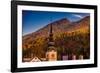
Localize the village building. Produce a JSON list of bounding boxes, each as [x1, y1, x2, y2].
[[79, 55, 83, 59], [30, 56, 41, 62]]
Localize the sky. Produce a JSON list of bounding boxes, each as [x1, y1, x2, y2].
[[22, 10, 89, 36]]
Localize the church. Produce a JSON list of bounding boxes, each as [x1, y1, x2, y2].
[[46, 23, 57, 61]]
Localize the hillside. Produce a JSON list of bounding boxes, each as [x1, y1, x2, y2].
[[22, 16, 90, 60]]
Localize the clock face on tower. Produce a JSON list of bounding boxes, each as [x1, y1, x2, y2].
[[46, 50, 57, 61], [51, 53, 54, 58]]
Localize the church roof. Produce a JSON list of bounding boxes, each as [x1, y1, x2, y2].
[[30, 56, 41, 62]]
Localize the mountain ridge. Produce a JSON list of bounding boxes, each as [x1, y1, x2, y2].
[[23, 16, 90, 41]]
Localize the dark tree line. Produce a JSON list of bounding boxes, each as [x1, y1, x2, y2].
[[22, 31, 90, 61]]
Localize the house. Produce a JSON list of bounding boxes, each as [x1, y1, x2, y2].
[[30, 56, 41, 62]]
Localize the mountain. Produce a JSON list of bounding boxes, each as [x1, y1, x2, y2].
[[23, 16, 90, 40], [22, 18, 71, 40], [66, 16, 90, 33]]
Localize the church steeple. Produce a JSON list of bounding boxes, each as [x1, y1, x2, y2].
[[46, 20, 57, 61], [49, 23, 53, 41], [48, 24, 54, 47]]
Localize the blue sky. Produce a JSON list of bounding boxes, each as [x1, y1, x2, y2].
[[22, 10, 89, 36]]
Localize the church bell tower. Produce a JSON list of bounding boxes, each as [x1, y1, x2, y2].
[[46, 23, 57, 61]]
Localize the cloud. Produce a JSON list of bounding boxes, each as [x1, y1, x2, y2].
[[72, 14, 83, 18]]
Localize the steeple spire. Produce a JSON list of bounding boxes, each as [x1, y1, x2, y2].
[[49, 23, 53, 42], [48, 23, 54, 47], [50, 23, 52, 35]]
